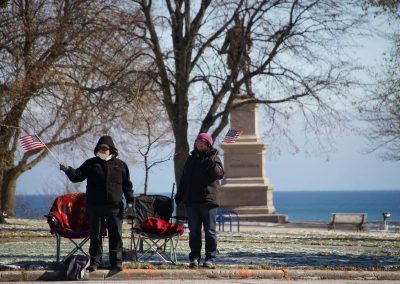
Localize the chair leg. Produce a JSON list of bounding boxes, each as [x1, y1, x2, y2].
[[130, 231, 133, 250], [167, 237, 179, 264], [139, 239, 144, 252], [132, 233, 139, 261], [56, 234, 61, 263], [57, 236, 90, 263], [170, 237, 179, 264], [134, 236, 179, 264], [62, 238, 88, 263], [236, 212, 240, 232], [141, 238, 170, 263]]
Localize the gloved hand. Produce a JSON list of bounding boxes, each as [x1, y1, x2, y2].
[[59, 164, 69, 172], [204, 159, 216, 170]]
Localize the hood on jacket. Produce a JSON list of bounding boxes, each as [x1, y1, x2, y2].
[[94, 135, 118, 157]]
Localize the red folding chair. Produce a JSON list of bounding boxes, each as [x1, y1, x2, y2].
[[45, 193, 90, 263]]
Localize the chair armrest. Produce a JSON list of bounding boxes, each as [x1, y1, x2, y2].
[[171, 215, 188, 220], [171, 215, 188, 225]]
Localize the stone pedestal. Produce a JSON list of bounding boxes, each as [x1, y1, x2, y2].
[[219, 96, 287, 223]]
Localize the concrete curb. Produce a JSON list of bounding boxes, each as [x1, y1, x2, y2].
[[1, 269, 400, 281], [287, 270, 400, 281]]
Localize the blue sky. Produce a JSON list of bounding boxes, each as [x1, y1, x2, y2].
[[268, 134, 400, 191], [16, 15, 400, 195]]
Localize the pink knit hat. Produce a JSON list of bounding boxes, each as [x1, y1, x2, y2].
[[196, 133, 213, 146]]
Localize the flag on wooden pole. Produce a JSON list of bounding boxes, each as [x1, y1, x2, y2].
[[19, 134, 46, 153], [19, 133, 63, 164], [222, 129, 242, 143]]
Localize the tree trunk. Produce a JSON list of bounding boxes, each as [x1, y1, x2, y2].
[[0, 146, 15, 222], [0, 167, 4, 223], [0, 152, 10, 222], [0, 98, 29, 219], [173, 124, 190, 217], [0, 96, 3, 223], [1, 168, 19, 217]]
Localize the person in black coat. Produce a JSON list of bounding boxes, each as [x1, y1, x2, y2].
[[60, 135, 134, 272], [175, 133, 224, 268]]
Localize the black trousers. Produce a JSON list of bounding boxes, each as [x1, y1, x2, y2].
[[187, 204, 218, 262], [86, 204, 123, 266]]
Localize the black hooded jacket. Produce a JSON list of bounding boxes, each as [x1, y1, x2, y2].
[[175, 148, 224, 207], [64, 136, 134, 206]]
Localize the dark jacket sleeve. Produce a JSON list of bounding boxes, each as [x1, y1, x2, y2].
[[122, 162, 134, 203], [175, 158, 189, 205], [65, 161, 88, 183], [208, 155, 224, 182], [175, 178, 183, 206]]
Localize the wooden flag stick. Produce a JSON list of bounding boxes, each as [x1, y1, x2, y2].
[[35, 134, 63, 165]]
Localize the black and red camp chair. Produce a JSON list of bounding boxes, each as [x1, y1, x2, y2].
[[45, 193, 90, 263], [125, 186, 187, 264]]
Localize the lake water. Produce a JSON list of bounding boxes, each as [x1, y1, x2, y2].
[[274, 190, 399, 221], [13, 190, 400, 221]]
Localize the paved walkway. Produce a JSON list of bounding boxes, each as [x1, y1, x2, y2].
[[2, 280, 400, 284], [1, 268, 400, 281]]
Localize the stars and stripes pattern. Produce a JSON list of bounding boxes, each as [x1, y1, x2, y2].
[[19, 134, 46, 153], [222, 129, 242, 143]]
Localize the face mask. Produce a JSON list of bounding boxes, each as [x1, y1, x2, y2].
[[96, 152, 112, 161]]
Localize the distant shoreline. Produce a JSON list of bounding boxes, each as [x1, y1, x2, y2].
[[13, 191, 400, 221]]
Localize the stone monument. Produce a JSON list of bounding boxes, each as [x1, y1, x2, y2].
[[218, 13, 287, 222], [219, 96, 288, 223]]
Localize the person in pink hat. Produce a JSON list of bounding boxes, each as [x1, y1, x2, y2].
[[175, 133, 224, 269]]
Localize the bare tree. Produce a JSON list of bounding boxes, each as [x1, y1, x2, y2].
[[360, 0, 400, 160], [119, 87, 174, 195], [137, 116, 173, 195], [363, 0, 399, 13], [0, 0, 146, 219], [131, 0, 364, 210]]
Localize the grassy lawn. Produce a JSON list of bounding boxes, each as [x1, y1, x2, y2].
[[1, 218, 399, 271]]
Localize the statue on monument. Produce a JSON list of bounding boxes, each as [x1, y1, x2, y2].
[[217, 15, 283, 222], [219, 13, 254, 97]]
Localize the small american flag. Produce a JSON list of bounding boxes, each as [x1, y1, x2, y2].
[[222, 129, 242, 143], [19, 134, 46, 153]]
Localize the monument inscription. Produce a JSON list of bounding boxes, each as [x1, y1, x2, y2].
[[230, 163, 259, 168]]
